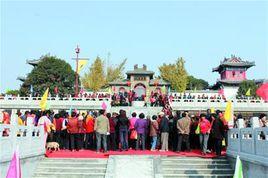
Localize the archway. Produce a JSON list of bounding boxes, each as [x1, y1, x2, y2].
[[134, 83, 146, 98]]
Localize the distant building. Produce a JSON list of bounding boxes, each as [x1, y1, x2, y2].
[[109, 64, 171, 97], [212, 55, 255, 98]]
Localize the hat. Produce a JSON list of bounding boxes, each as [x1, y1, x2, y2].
[[158, 112, 165, 116]]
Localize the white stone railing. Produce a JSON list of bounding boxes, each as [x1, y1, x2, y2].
[[0, 124, 46, 163], [170, 98, 268, 112], [0, 96, 267, 111], [227, 127, 268, 165]]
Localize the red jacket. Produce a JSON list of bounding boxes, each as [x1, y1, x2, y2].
[[83, 116, 95, 133], [54, 118, 63, 131], [67, 117, 78, 133], [109, 117, 116, 133], [200, 119, 211, 134]]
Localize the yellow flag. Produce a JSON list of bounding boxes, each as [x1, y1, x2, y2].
[[108, 87, 112, 94], [40, 88, 49, 111], [224, 100, 232, 122], [245, 88, 251, 96], [77, 60, 88, 74], [162, 86, 166, 93], [211, 107, 215, 114]]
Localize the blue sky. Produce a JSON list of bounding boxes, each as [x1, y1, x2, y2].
[[1, 1, 267, 93]]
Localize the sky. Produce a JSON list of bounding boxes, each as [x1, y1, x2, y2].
[[1, 1, 268, 93]]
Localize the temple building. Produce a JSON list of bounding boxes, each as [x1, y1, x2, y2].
[[109, 64, 171, 98], [212, 55, 255, 97]]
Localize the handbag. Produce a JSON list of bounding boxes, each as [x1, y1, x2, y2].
[[195, 124, 200, 134], [130, 130, 138, 139]]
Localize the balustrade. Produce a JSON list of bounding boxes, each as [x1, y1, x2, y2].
[[0, 124, 45, 163]]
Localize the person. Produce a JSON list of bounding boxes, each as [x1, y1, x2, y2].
[[83, 113, 95, 150], [150, 115, 159, 151], [107, 113, 116, 151], [172, 111, 180, 151], [129, 112, 138, 149], [189, 114, 199, 149], [259, 114, 267, 127], [199, 113, 211, 155], [38, 111, 52, 142], [61, 112, 69, 150], [176, 112, 191, 152], [67, 112, 79, 151], [53, 113, 63, 147], [77, 114, 86, 151], [134, 113, 148, 150], [117, 110, 129, 151], [159, 112, 169, 151], [211, 113, 224, 156], [94, 109, 110, 153]]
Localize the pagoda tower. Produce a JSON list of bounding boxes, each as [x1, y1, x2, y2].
[[212, 55, 255, 97]]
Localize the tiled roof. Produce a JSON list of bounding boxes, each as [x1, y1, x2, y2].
[[213, 55, 255, 72]]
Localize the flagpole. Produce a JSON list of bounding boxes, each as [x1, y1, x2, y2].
[[75, 45, 80, 97]]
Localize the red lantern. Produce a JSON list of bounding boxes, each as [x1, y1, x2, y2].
[[54, 86, 58, 94], [127, 81, 131, 87]]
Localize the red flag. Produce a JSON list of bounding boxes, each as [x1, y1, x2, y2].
[[54, 86, 58, 94], [101, 102, 107, 110], [218, 88, 224, 95], [256, 82, 268, 101], [6, 148, 21, 178]]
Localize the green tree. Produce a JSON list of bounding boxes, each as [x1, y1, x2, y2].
[[159, 57, 188, 92], [187, 76, 209, 90], [237, 80, 258, 97], [106, 58, 127, 84], [20, 55, 76, 96], [6, 89, 20, 96], [82, 56, 106, 91]]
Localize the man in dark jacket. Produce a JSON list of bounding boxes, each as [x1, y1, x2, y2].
[[211, 113, 224, 156], [159, 112, 169, 151]]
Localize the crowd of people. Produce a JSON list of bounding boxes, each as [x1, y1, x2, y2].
[[1, 108, 266, 156], [111, 90, 170, 107]]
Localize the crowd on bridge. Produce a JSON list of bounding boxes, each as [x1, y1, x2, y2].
[[1, 108, 266, 156], [111, 90, 171, 107]]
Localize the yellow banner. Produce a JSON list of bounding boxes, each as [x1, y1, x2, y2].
[[77, 60, 88, 74], [40, 88, 49, 111]]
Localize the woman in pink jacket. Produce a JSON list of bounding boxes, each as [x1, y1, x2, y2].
[[199, 113, 211, 155]]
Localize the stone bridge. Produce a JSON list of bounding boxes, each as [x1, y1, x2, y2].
[[0, 96, 267, 114]]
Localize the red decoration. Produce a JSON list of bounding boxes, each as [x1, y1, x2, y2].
[[127, 81, 131, 87], [54, 86, 58, 94], [256, 82, 268, 101]]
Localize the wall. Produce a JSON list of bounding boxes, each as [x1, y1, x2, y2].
[[0, 124, 46, 178], [227, 128, 268, 178]]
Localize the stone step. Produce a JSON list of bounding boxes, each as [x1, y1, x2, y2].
[[33, 172, 105, 178], [162, 164, 231, 169], [161, 160, 229, 164], [41, 158, 108, 163], [39, 162, 107, 167], [163, 174, 233, 178], [35, 167, 106, 173], [162, 168, 234, 174]]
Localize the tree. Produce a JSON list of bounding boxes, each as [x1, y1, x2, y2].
[[6, 89, 20, 96], [106, 58, 127, 84], [159, 57, 188, 92], [187, 76, 209, 90], [20, 55, 76, 96], [82, 56, 106, 91], [237, 80, 258, 97]]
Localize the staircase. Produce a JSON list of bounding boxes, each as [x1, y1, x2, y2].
[[33, 158, 107, 178], [161, 157, 234, 178]]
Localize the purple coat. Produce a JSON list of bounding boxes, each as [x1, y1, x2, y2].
[[134, 119, 148, 134]]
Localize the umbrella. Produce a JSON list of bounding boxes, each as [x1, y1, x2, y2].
[[256, 82, 268, 101]]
